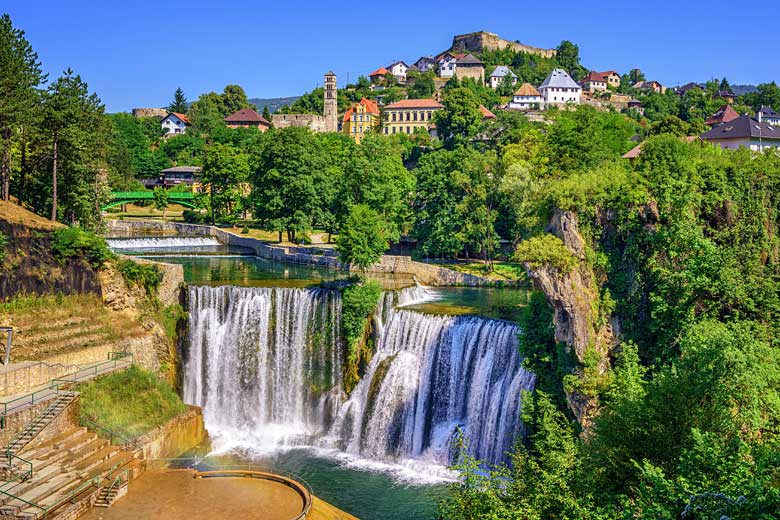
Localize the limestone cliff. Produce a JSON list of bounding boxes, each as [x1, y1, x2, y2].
[[524, 210, 617, 427]]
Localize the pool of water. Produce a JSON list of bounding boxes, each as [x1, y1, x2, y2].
[[176, 448, 448, 520], [407, 286, 530, 322]]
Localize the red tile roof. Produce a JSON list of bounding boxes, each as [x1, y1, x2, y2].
[[704, 104, 739, 126], [168, 112, 190, 124], [384, 99, 444, 110], [583, 71, 608, 83], [369, 67, 389, 77], [224, 107, 270, 124], [479, 105, 496, 119]]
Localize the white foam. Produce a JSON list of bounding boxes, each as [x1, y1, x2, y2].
[[107, 237, 220, 249]]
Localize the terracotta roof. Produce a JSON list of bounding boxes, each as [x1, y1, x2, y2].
[[167, 112, 190, 124], [479, 105, 496, 119], [383, 99, 443, 110], [704, 104, 739, 126], [513, 83, 541, 97], [343, 98, 380, 122], [623, 136, 699, 159], [583, 71, 608, 83], [224, 107, 270, 124], [600, 70, 619, 76], [360, 97, 380, 114], [369, 67, 389, 77], [701, 115, 780, 141]]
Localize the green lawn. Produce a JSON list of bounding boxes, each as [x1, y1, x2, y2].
[[437, 260, 528, 283]]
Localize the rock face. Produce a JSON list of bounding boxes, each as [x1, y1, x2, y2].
[[525, 210, 616, 427], [0, 221, 102, 300], [98, 257, 184, 381]]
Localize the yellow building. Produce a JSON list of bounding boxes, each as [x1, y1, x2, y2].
[[381, 99, 443, 135], [342, 98, 381, 143]]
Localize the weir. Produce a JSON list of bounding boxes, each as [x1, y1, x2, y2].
[[184, 285, 535, 470], [106, 237, 222, 249]]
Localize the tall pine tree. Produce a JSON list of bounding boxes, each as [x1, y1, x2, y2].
[[167, 87, 189, 113], [0, 14, 46, 201]]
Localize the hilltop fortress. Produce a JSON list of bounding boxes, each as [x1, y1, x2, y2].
[[451, 31, 557, 58]]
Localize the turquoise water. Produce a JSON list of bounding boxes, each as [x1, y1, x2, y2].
[[184, 449, 448, 520]]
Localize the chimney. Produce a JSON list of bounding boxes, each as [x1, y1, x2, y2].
[[758, 110, 763, 124]]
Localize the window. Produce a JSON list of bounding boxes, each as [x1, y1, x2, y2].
[[392, 127, 396, 134], [392, 113, 397, 122], [413, 112, 418, 121], [406, 126, 410, 134], [384, 127, 388, 134]]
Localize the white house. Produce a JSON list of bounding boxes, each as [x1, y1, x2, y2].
[[538, 68, 581, 107], [489, 66, 517, 90], [758, 105, 780, 127], [701, 115, 780, 151], [436, 52, 465, 78], [161, 112, 190, 135], [508, 83, 543, 110], [386, 61, 409, 83]]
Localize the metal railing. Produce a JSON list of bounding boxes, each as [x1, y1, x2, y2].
[[0, 352, 133, 425], [4, 392, 76, 459], [0, 454, 33, 492]]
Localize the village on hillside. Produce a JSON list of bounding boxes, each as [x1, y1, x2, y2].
[[134, 28, 780, 192]]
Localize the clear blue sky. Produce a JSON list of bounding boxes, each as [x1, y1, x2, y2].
[[5, 0, 779, 112]]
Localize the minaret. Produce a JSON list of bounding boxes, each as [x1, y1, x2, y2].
[[324, 71, 338, 132]]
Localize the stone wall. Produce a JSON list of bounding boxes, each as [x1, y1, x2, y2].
[[452, 31, 556, 58], [136, 406, 207, 460], [271, 113, 327, 132], [0, 361, 94, 398], [131, 108, 168, 118], [0, 394, 79, 449]]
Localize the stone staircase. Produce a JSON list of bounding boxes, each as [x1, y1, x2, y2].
[[93, 476, 127, 508], [2, 393, 77, 459], [0, 427, 143, 519]]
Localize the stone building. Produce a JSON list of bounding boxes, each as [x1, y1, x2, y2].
[[271, 71, 339, 133]]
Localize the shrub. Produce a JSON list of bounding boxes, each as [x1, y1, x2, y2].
[[514, 234, 579, 273], [240, 226, 250, 235], [51, 227, 114, 269], [341, 281, 382, 359], [116, 258, 162, 296], [182, 209, 208, 224]]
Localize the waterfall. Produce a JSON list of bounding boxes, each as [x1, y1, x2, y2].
[[185, 285, 344, 447], [184, 285, 535, 471], [106, 237, 221, 249]]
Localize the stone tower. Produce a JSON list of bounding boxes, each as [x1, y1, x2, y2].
[[324, 71, 338, 132]]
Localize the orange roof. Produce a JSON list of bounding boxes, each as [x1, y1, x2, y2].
[[513, 83, 540, 97], [384, 99, 443, 110], [479, 105, 496, 119], [360, 97, 380, 114], [343, 98, 381, 122], [168, 112, 190, 124], [369, 67, 389, 77], [705, 104, 740, 126]]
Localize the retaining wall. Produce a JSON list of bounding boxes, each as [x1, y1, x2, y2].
[[136, 406, 207, 460], [0, 395, 79, 449]]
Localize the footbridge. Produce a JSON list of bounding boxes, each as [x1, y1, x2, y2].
[[103, 191, 197, 210]]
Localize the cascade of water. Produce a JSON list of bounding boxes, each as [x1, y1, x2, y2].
[[184, 284, 535, 469], [106, 237, 221, 249], [185, 285, 344, 447]]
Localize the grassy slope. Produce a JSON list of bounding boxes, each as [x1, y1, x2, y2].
[[78, 365, 186, 439]]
